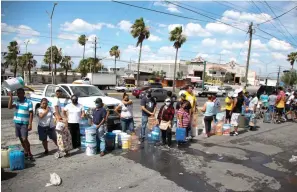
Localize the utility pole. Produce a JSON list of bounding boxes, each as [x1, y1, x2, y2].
[[46, 2, 58, 84], [276, 66, 281, 87], [244, 22, 253, 89], [202, 61, 207, 89], [91, 37, 98, 73], [24, 40, 30, 84]]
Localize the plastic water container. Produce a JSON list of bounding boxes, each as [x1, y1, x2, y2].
[[121, 135, 131, 150], [129, 133, 139, 151], [80, 136, 86, 150], [85, 126, 97, 144], [1, 148, 11, 168], [112, 130, 122, 148], [151, 126, 160, 142], [86, 142, 97, 156], [222, 124, 231, 135], [147, 133, 155, 144], [118, 132, 128, 148], [9, 150, 25, 171], [176, 128, 186, 142], [2, 77, 25, 92], [105, 132, 116, 151], [215, 121, 224, 136]]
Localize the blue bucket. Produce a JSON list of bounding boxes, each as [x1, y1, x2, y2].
[[105, 132, 116, 151]]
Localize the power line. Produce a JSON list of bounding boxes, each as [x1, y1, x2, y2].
[[257, 3, 297, 25], [250, 1, 295, 46], [111, 0, 212, 23], [263, 1, 297, 44]]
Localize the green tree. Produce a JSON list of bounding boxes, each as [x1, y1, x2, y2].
[[17, 55, 26, 79], [78, 58, 103, 77], [78, 59, 88, 77], [40, 65, 49, 71], [78, 35, 88, 60], [224, 72, 233, 82], [109, 46, 120, 73], [60, 56, 73, 79], [287, 52, 297, 69], [169, 26, 187, 91], [281, 70, 297, 86], [43, 46, 62, 77], [5, 41, 20, 77], [24, 52, 37, 83], [131, 17, 150, 87]]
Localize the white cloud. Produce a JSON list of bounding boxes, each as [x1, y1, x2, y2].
[[221, 39, 266, 50], [13, 37, 39, 45], [229, 57, 237, 62], [252, 39, 267, 50], [158, 23, 167, 28], [252, 53, 260, 57], [1, 23, 40, 36], [268, 38, 293, 51], [205, 22, 233, 34], [123, 45, 151, 54], [184, 23, 211, 37], [196, 53, 209, 59], [58, 33, 80, 41], [220, 49, 231, 54], [153, 1, 181, 13], [117, 20, 132, 32], [271, 52, 286, 60], [202, 38, 216, 46], [148, 34, 162, 42], [87, 34, 97, 42], [158, 46, 176, 56], [168, 23, 211, 37], [223, 10, 273, 24], [222, 40, 244, 49], [60, 18, 114, 32]]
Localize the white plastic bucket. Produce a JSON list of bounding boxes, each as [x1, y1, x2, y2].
[[2, 77, 25, 92], [112, 130, 122, 148], [86, 142, 97, 156], [85, 127, 97, 143], [118, 132, 127, 148], [121, 135, 131, 150]]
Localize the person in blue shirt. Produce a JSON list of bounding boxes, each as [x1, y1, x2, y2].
[[260, 91, 269, 108], [8, 88, 34, 161]]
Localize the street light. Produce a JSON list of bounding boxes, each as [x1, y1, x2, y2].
[[24, 40, 30, 84], [47, 2, 58, 84]]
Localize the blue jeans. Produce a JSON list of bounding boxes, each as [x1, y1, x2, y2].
[[97, 126, 105, 152], [140, 115, 148, 140], [121, 118, 134, 133]]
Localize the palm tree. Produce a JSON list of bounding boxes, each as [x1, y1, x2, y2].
[[17, 55, 26, 79], [5, 41, 20, 77], [130, 17, 150, 87], [43, 46, 62, 77], [109, 46, 120, 86], [60, 56, 73, 79], [78, 35, 88, 60], [169, 26, 187, 92], [287, 52, 297, 69]]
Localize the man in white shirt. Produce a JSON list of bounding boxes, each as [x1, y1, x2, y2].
[[248, 93, 258, 131], [52, 88, 63, 121]]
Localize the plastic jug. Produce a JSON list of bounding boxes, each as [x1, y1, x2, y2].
[[2, 77, 25, 92], [129, 133, 139, 151], [151, 126, 160, 142], [1, 148, 11, 168]]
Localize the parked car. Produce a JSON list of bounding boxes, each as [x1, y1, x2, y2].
[[115, 84, 136, 92], [132, 86, 150, 98], [147, 82, 163, 88], [139, 88, 177, 102], [219, 86, 234, 92], [196, 86, 225, 97], [30, 84, 122, 131], [1, 88, 17, 108]]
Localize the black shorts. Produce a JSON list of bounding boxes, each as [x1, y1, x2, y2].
[[226, 110, 232, 120], [276, 108, 284, 114]]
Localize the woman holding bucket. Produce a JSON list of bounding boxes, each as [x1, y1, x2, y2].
[[201, 95, 215, 138], [114, 93, 134, 133]]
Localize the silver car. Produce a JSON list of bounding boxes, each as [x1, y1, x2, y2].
[[1, 88, 17, 108]]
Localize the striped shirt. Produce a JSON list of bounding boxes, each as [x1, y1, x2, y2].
[[177, 109, 190, 128], [13, 97, 33, 124]]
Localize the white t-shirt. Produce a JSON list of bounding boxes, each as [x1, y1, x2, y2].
[[118, 102, 133, 119], [63, 103, 84, 123], [249, 97, 258, 111], [38, 107, 55, 128], [286, 95, 294, 105], [52, 97, 61, 114]]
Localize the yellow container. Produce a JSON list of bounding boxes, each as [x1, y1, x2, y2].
[[1, 148, 11, 168], [121, 135, 131, 150]]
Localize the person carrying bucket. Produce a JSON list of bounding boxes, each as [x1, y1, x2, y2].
[[8, 88, 35, 161], [92, 98, 107, 156]]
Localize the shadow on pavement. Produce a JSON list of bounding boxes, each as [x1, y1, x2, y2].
[[1, 170, 17, 181]]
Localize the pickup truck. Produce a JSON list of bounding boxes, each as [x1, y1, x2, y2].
[[196, 86, 226, 97], [115, 84, 136, 92], [29, 84, 122, 131]]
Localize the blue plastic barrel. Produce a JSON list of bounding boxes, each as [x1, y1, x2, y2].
[[9, 150, 25, 171], [176, 128, 186, 142], [105, 132, 116, 151], [81, 136, 86, 150]]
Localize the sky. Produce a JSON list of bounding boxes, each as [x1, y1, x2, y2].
[[1, 1, 297, 76]]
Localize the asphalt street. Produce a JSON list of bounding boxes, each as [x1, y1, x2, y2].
[[2, 101, 297, 191]]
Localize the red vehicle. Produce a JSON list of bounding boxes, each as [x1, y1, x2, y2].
[[132, 86, 150, 98]]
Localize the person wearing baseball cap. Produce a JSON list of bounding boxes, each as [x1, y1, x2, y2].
[[230, 89, 244, 136]]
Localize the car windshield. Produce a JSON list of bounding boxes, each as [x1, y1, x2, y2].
[[69, 86, 105, 97]]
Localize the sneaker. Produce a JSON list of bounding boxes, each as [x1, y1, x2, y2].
[[28, 155, 35, 161], [234, 132, 239, 136], [44, 150, 49, 155], [100, 152, 105, 157]]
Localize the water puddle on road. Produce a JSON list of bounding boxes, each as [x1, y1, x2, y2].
[[116, 140, 297, 192]]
